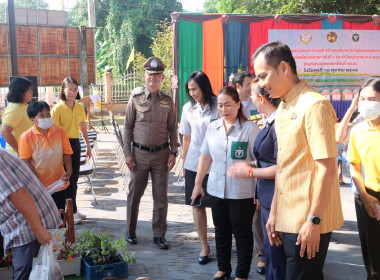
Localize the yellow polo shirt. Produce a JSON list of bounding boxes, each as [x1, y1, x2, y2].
[[275, 80, 344, 234], [1, 102, 33, 154], [51, 101, 87, 138], [348, 121, 380, 192]]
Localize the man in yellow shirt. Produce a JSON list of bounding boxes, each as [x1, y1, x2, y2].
[[253, 41, 344, 280]]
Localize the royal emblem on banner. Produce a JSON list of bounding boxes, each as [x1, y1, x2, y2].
[[300, 31, 312, 44]]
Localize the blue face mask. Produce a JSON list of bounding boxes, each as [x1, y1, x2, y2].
[[37, 117, 53, 129]]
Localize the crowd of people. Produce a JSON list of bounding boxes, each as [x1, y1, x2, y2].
[[0, 41, 379, 280]]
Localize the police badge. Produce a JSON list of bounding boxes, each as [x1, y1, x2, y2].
[[139, 95, 148, 106]]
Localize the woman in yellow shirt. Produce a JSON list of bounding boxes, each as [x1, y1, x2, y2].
[[52, 77, 91, 223], [1, 77, 33, 154], [348, 77, 380, 280]]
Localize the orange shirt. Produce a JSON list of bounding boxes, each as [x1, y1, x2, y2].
[[275, 80, 344, 234], [18, 125, 73, 187]]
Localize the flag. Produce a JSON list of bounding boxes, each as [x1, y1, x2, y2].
[[126, 47, 135, 69], [90, 90, 102, 110]]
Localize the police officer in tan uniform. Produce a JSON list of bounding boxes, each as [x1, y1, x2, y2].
[[123, 57, 178, 249]]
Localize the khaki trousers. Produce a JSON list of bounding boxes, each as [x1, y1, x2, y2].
[[253, 206, 265, 263], [126, 148, 169, 237]]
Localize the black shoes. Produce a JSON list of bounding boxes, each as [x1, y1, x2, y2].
[[153, 237, 168, 249], [125, 233, 137, 244], [212, 270, 231, 280], [198, 245, 210, 265], [256, 262, 265, 275]]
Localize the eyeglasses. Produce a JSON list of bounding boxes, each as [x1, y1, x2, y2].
[[66, 88, 78, 92]]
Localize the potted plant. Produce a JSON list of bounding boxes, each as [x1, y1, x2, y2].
[[56, 242, 82, 276], [0, 252, 13, 280], [77, 229, 136, 280]]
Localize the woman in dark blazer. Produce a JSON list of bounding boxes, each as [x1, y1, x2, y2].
[[228, 84, 286, 280]]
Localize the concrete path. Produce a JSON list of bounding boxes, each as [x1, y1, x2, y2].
[[74, 129, 366, 280]]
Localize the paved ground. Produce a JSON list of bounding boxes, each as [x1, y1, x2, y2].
[[73, 129, 366, 280]]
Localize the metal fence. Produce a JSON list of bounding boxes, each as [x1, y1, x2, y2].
[[111, 69, 142, 102]]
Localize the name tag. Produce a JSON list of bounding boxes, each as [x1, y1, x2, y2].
[[231, 141, 248, 160]]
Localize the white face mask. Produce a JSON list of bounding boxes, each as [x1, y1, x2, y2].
[[37, 117, 53, 129], [358, 100, 380, 120]]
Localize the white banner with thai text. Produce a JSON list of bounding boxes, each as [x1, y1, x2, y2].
[[268, 29, 380, 95]]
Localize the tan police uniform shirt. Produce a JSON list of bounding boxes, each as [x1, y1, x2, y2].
[[123, 88, 178, 157], [275, 80, 344, 234]]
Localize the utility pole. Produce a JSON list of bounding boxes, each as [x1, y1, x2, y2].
[[8, 0, 18, 76], [87, 0, 96, 27]]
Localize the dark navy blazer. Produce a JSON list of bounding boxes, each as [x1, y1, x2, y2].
[[253, 119, 277, 210]]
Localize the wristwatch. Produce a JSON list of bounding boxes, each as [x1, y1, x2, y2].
[[171, 152, 178, 157], [307, 215, 322, 225]]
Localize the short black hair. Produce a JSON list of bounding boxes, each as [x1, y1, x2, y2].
[[253, 87, 281, 108], [253, 41, 297, 75], [231, 71, 252, 88], [27, 101, 50, 118], [185, 71, 215, 110], [7, 77, 32, 103]]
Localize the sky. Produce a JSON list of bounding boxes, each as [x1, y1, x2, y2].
[[47, 0, 205, 12], [0, 0, 206, 13], [47, 0, 206, 12], [180, 0, 206, 12]]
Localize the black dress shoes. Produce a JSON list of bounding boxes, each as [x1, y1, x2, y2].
[[125, 233, 137, 244], [153, 237, 168, 249], [198, 245, 210, 265], [212, 270, 231, 280], [255, 264, 265, 275]]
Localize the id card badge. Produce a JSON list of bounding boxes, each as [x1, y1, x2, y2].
[[231, 141, 248, 160]]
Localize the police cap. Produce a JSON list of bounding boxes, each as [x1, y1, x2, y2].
[[143, 57, 166, 74]]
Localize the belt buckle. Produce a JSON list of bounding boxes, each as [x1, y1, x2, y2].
[[149, 147, 156, 153]]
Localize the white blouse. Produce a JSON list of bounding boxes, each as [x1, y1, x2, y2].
[[201, 118, 259, 199], [179, 98, 220, 172]]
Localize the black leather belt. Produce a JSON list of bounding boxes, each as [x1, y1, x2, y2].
[[133, 141, 169, 153]]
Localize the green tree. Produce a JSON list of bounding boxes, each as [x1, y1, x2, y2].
[[132, 20, 174, 95], [151, 20, 174, 95], [68, 0, 182, 77], [203, 0, 379, 14]]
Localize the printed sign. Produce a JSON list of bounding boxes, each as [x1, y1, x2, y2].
[[269, 29, 380, 94]]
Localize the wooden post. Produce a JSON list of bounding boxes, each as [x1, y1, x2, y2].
[[79, 26, 89, 98], [104, 72, 112, 112], [60, 199, 76, 243]]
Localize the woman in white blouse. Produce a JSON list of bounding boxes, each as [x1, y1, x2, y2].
[[179, 71, 219, 264], [192, 86, 260, 280]]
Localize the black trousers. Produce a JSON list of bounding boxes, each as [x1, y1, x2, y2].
[[282, 231, 332, 280], [355, 189, 380, 280], [261, 206, 287, 280], [211, 196, 255, 278], [52, 189, 66, 211], [65, 138, 81, 213]]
